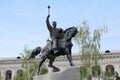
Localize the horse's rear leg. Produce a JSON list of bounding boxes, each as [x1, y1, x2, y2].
[[37, 57, 46, 75]]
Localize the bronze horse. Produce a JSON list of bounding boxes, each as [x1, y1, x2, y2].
[[28, 27, 78, 75]]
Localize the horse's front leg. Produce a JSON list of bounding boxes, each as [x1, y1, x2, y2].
[[48, 58, 55, 67], [48, 58, 60, 72], [65, 49, 75, 66]]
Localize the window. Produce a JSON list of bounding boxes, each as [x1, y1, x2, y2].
[[6, 70, 12, 80]]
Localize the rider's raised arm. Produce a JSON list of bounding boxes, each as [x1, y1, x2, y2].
[[46, 15, 53, 32]]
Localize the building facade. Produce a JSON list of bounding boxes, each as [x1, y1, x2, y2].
[[0, 51, 120, 80]]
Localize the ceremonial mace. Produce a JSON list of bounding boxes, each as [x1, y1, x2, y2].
[[48, 5, 50, 15]]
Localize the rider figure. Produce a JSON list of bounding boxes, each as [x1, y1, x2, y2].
[[46, 15, 64, 54]]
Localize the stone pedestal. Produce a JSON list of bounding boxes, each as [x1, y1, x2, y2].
[[33, 66, 80, 80]]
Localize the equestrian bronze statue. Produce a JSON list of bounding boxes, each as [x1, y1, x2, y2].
[[28, 6, 78, 75]]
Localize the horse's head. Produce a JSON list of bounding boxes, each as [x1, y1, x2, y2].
[[70, 27, 78, 37], [64, 27, 78, 41]]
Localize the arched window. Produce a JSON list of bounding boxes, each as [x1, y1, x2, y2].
[[106, 65, 114, 72], [6, 70, 12, 80], [105, 65, 115, 79]]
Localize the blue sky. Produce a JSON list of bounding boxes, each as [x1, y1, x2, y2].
[[0, 0, 120, 58]]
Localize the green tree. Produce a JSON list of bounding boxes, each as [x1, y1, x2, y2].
[[21, 48, 38, 80], [74, 21, 107, 80], [40, 65, 48, 75], [103, 68, 116, 80], [14, 70, 26, 80], [14, 47, 38, 80], [14, 47, 48, 80], [80, 66, 87, 80]]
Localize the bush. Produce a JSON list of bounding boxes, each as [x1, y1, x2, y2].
[[105, 70, 115, 77], [92, 65, 101, 76], [80, 66, 87, 79], [40, 67, 48, 75]]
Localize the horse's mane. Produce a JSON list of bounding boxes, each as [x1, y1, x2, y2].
[[64, 27, 76, 33], [64, 27, 78, 41]]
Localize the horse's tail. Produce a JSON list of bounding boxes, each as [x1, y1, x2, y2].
[[28, 47, 42, 60]]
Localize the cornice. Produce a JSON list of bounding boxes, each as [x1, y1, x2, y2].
[[0, 53, 120, 65]]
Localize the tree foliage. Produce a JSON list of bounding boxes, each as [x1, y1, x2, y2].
[[74, 21, 107, 79], [92, 65, 101, 76], [80, 66, 87, 80], [14, 47, 38, 80], [14, 70, 26, 80], [40, 66, 48, 75], [14, 47, 48, 80]]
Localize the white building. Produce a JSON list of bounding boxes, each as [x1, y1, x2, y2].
[[0, 50, 120, 80]]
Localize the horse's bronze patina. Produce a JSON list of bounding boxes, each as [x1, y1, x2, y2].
[[28, 27, 78, 75]]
